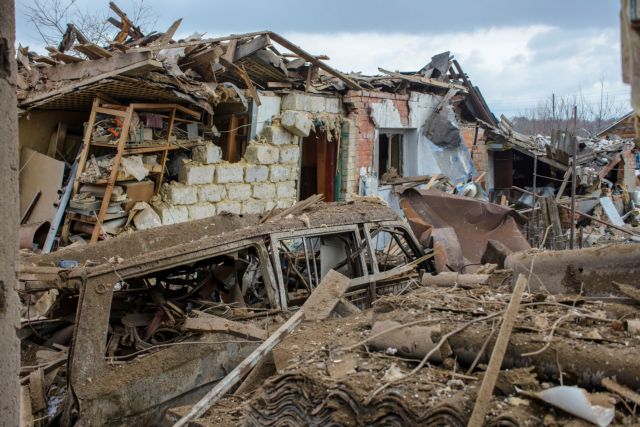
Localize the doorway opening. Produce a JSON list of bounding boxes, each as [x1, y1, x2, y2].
[[299, 129, 338, 201]]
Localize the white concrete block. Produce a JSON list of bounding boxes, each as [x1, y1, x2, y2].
[[276, 198, 296, 209], [244, 164, 269, 182], [244, 143, 280, 165], [281, 110, 312, 137], [281, 93, 308, 111], [197, 184, 226, 202], [265, 200, 276, 211], [188, 202, 217, 220], [192, 142, 222, 164], [214, 162, 244, 183], [179, 162, 215, 185], [216, 200, 242, 215], [262, 125, 295, 146], [325, 97, 341, 114], [279, 145, 301, 164], [133, 204, 162, 230], [154, 203, 189, 225], [281, 93, 332, 113], [276, 181, 296, 198], [252, 183, 276, 200], [269, 165, 290, 182], [226, 183, 252, 201], [242, 199, 266, 215], [162, 182, 198, 205], [255, 95, 282, 136]]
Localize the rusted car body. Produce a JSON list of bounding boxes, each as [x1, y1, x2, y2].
[[19, 201, 426, 425]]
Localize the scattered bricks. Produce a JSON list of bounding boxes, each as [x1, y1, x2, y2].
[[244, 164, 269, 183], [276, 181, 297, 198], [226, 183, 252, 201], [214, 162, 244, 183], [133, 204, 162, 230], [281, 110, 312, 137], [197, 184, 226, 202], [242, 199, 266, 215], [244, 143, 280, 165], [162, 182, 198, 205], [179, 162, 215, 185], [269, 165, 290, 182], [192, 142, 222, 164], [262, 125, 295, 146], [216, 200, 242, 215], [279, 145, 300, 164], [187, 202, 217, 220], [276, 198, 296, 208], [252, 183, 276, 200], [153, 202, 189, 225]]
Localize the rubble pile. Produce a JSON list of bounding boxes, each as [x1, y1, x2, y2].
[[189, 277, 640, 426]]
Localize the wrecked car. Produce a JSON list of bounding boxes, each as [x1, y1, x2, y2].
[[18, 201, 428, 425]]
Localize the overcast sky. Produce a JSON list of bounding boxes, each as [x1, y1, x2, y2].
[[15, 0, 630, 117]]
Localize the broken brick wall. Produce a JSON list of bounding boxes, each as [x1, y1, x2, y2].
[[343, 90, 411, 194], [345, 90, 410, 172], [460, 126, 488, 184], [155, 91, 344, 224]]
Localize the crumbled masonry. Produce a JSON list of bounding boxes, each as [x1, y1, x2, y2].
[[14, 2, 640, 426]]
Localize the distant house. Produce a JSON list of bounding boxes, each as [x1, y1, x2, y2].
[[597, 111, 636, 139]]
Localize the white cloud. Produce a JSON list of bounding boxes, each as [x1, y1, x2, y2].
[[282, 26, 630, 117]]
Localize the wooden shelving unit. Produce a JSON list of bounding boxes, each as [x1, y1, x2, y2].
[[62, 97, 201, 243]]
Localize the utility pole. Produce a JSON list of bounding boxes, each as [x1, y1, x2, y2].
[[0, 0, 20, 425], [569, 105, 577, 249]]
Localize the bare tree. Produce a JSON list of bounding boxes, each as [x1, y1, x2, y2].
[[511, 87, 627, 137], [24, 0, 158, 48]]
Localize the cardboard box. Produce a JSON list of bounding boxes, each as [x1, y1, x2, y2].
[[122, 180, 155, 203]]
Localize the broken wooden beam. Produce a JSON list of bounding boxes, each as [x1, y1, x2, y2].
[[301, 270, 351, 321], [468, 274, 527, 427], [74, 43, 113, 60], [233, 34, 271, 61], [378, 67, 467, 92], [42, 51, 161, 82], [182, 313, 267, 341], [173, 270, 352, 426], [267, 32, 361, 90], [173, 309, 304, 427], [421, 272, 490, 288], [152, 18, 182, 46]]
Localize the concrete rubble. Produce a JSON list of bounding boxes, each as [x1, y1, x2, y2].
[[12, 2, 640, 427]]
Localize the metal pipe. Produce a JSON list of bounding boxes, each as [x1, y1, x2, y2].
[[301, 238, 314, 289]]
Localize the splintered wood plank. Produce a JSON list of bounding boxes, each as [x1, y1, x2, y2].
[[468, 274, 527, 427], [182, 314, 267, 341], [302, 269, 351, 321], [50, 52, 84, 64], [152, 18, 182, 46], [174, 310, 305, 427], [74, 43, 113, 59]]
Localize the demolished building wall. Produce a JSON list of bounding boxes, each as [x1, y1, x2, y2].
[[343, 89, 477, 209], [0, 0, 20, 423]]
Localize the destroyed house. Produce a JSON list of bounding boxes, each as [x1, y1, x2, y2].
[[16, 8, 495, 250]]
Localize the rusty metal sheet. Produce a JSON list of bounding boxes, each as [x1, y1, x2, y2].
[[399, 188, 530, 272]]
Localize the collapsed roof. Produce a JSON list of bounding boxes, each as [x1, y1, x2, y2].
[[16, 2, 496, 127]]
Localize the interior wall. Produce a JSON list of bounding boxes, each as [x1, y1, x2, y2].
[[19, 110, 88, 155]]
